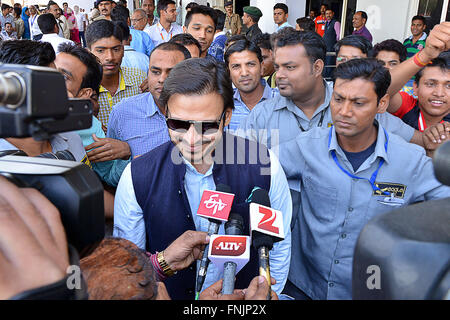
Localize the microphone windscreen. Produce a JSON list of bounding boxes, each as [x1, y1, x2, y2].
[[252, 233, 274, 250], [433, 141, 450, 186], [225, 213, 244, 235], [249, 188, 271, 207]]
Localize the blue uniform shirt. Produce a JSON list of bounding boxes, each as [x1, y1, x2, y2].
[[107, 93, 170, 158], [227, 80, 279, 133], [279, 124, 450, 300], [130, 28, 155, 56]]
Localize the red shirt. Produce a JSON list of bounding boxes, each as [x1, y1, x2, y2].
[[315, 16, 326, 37]]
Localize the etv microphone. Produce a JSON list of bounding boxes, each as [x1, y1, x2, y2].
[[249, 188, 285, 299], [195, 184, 235, 299], [222, 213, 245, 294]]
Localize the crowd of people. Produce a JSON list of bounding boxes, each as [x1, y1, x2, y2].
[[0, 0, 449, 301]]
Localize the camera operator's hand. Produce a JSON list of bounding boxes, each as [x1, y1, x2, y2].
[[0, 176, 69, 299], [423, 122, 450, 158], [163, 230, 210, 272], [242, 276, 279, 300], [199, 279, 245, 300], [85, 134, 131, 162]]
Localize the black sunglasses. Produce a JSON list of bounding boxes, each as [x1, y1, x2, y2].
[[166, 111, 226, 135]]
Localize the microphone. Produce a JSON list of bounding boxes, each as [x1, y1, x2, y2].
[[433, 141, 450, 186], [195, 184, 235, 299], [249, 188, 285, 299], [207, 214, 250, 295], [222, 213, 245, 294]]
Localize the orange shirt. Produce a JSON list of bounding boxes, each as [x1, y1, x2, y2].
[[315, 15, 326, 37]]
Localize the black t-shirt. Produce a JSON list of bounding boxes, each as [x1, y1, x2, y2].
[[342, 140, 377, 172]]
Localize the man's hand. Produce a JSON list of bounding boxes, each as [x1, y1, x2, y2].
[[420, 22, 450, 62], [163, 230, 210, 272], [140, 77, 149, 93], [85, 134, 131, 162], [423, 122, 450, 157], [0, 176, 69, 299], [243, 276, 278, 300], [199, 279, 245, 300]]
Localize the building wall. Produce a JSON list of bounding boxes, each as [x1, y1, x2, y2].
[[356, 0, 418, 44]]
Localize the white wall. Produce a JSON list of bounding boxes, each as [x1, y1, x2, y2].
[[250, 0, 306, 34], [356, 0, 418, 44]]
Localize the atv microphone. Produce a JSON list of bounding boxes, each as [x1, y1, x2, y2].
[[221, 213, 245, 294], [249, 188, 285, 299], [195, 184, 235, 299]]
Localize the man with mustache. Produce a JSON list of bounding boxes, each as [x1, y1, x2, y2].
[[96, 0, 113, 21], [224, 39, 278, 132], [86, 19, 146, 129], [107, 42, 191, 158], [113, 57, 292, 300]]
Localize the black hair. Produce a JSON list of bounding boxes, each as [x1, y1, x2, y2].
[[4, 22, 12, 26], [184, 5, 217, 30], [412, 15, 426, 25], [110, 4, 129, 22], [224, 39, 263, 66], [47, 0, 58, 10], [86, 19, 124, 48], [13, 7, 21, 18], [186, 2, 199, 10], [157, 0, 175, 16], [215, 9, 225, 31], [225, 34, 246, 48], [38, 13, 58, 34], [57, 43, 103, 95], [271, 28, 326, 64], [415, 51, 450, 85], [356, 10, 368, 21], [372, 39, 407, 63], [0, 40, 55, 66], [254, 33, 272, 50], [296, 17, 315, 32], [335, 35, 373, 56], [273, 3, 288, 14], [149, 41, 191, 61], [159, 57, 234, 111], [114, 20, 130, 40], [334, 58, 391, 103], [1, 4, 11, 11], [169, 33, 201, 55]]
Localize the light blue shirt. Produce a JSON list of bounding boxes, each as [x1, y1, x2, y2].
[[276, 21, 293, 31], [107, 92, 170, 158], [77, 116, 129, 187], [121, 45, 149, 75], [279, 124, 450, 300], [147, 22, 183, 48], [130, 28, 155, 56], [239, 81, 415, 150], [227, 80, 279, 132], [113, 148, 292, 295]]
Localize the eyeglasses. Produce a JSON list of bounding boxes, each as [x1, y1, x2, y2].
[[131, 17, 145, 23], [166, 111, 226, 135]]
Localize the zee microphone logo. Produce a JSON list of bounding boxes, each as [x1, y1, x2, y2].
[[211, 236, 247, 256]]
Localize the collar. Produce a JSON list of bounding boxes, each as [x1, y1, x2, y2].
[[99, 68, 131, 94], [233, 79, 272, 105], [124, 45, 135, 51], [328, 120, 390, 167], [408, 32, 427, 41], [183, 155, 214, 177], [274, 79, 333, 115], [145, 93, 164, 117], [158, 22, 173, 33]]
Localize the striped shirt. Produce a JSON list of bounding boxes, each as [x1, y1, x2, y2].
[[403, 33, 427, 59], [97, 66, 146, 128]]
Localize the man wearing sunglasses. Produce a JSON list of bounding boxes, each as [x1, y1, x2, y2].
[[113, 57, 292, 300], [107, 42, 191, 158]]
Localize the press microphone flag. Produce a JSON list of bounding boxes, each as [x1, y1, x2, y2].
[[208, 235, 250, 275], [249, 203, 285, 241], [197, 189, 235, 222]]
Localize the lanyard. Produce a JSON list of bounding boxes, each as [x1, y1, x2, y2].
[[298, 108, 326, 132], [328, 126, 390, 195], [418, 111, 444, 132], [158, 23, 172, 41]]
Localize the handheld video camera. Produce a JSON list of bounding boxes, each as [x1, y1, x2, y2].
[[0, 64, 104, 253]]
